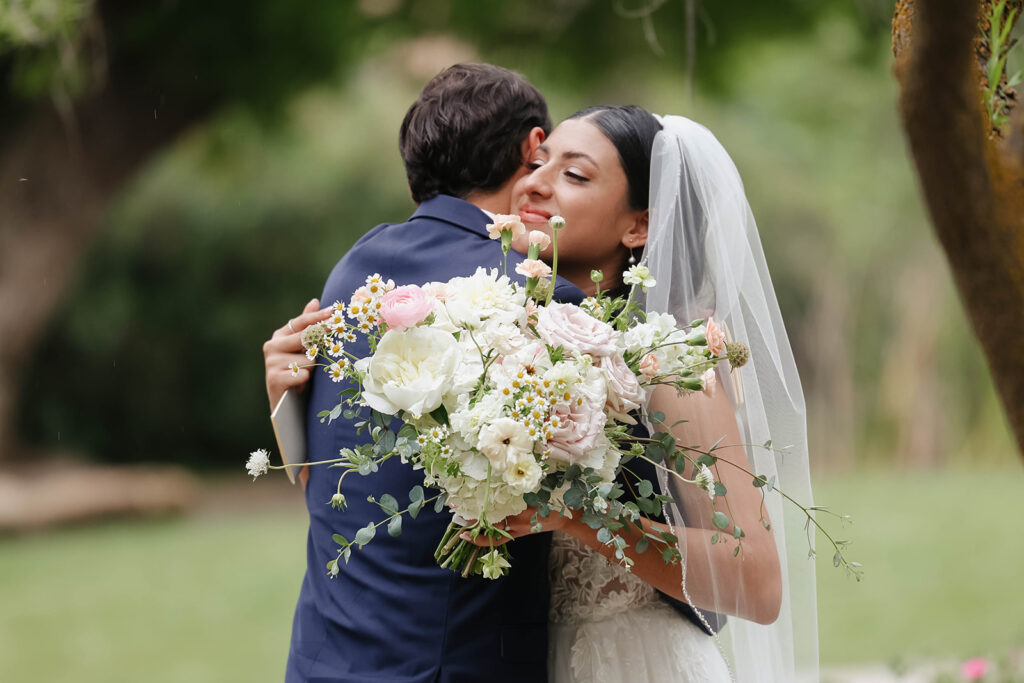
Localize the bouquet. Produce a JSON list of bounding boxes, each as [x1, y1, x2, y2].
[[249, 215, 861, 581]]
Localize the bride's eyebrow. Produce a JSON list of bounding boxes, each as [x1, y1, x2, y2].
[[560, 150, 598, 166]]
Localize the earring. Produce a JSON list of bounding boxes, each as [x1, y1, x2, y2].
[[627, 247, 636, 265]]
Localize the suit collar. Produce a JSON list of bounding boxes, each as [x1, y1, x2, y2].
[[410, 194, 587, 305], [411, 194, 492, 238]]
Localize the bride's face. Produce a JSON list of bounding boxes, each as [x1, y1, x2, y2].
[[510, 118, 647, 289]]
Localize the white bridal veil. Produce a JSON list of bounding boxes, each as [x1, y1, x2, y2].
[[640, 115, 818, 682]]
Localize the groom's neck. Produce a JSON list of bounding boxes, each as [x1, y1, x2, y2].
[[464, 184, 514, 216]]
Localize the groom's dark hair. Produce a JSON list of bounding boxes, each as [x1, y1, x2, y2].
[[400, 63, 551, 203]]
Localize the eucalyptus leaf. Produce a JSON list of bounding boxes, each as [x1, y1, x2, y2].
[[637, 479, 654, 498], [376, 429, 397, 454], [332, 533, 348, 547], [712, 511, 730, 530], [388, 515, 403, 537], [562, 486, 584, 508], [596, 527, 612, 544], [378, 493, 399, 516], [354, 522, 376, 547]]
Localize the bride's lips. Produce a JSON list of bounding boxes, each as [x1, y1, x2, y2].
[[518, 204, 553, 224]]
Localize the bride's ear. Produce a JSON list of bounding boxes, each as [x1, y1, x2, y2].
[[521, 127, 546, 162], [621, 209, 649, 249]]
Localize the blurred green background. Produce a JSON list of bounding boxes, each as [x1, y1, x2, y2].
[[2, 0, 1022, 680]]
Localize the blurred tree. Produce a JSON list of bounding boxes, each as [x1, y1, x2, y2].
[[1, 0, 875, 464], [892, 0, 1024, 457]]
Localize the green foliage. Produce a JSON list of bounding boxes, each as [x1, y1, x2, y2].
[[985, 0, 1023, 129]]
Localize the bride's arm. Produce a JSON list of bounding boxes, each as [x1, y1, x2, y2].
[[495, 380, 783, 625]]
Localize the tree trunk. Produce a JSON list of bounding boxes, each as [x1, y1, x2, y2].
[[0, 90, 205, 460], [892, 0, 1024, 457]]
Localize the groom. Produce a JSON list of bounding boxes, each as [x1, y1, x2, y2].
[[284, 63, 584, 683]]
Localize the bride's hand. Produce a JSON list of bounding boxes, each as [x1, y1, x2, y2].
[[263, 297, 332, 411], [460, 506, 571, 547]]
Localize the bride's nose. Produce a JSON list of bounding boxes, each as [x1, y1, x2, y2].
[[523, 165, 553, 198]]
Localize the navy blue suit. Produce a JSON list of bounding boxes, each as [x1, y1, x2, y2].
[[285, 195, 586, 683]]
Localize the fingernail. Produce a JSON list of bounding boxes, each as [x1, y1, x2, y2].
[[459, 533, 470, 541], [308, 298, 318, 306]]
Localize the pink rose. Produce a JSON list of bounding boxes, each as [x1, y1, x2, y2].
[[535, 303, 617, 357], [639, 353, 660, 378], [706, 318, 726, 357], [547, 397, 606, 464], [515, 258, 552, 279], [528, 230, 551, 250], [596, 355, 645, 422], [486, 214, 527, 240], [961, 658, 989, 681], [700, 368, 717, 396], [379, 285, 435, 332]]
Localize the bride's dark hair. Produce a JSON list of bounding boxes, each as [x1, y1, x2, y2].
[[567, 105, 662, 210], [569, 105, 711, 308]]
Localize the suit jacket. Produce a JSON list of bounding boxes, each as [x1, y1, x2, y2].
[[285, 195, 586, 683]]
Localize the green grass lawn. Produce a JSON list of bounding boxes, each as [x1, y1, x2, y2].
[[814, 464, 1024, 667], [1, 465, 1021, 681]]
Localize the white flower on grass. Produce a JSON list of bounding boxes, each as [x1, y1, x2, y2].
[[694, 464, 716, 500], [246, 448, 271, 480], [480, 548, 512, 580], [623, 264, 656, 291], [477, 418, 532, 473]]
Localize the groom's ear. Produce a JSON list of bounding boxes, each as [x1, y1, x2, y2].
[[521, 126, 546, 162]]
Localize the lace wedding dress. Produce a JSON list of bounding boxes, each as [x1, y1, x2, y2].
[[548, 530, 731, 682]]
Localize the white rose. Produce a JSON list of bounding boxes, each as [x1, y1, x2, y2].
[[502, 454, 543, 493], [359, 327, 461, 417], [535, 303, 618, 357], [596, 355, 645, 423], [477, 418, 532, 473]]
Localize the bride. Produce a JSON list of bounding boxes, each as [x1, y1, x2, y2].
[[267, 105, 817, 682]]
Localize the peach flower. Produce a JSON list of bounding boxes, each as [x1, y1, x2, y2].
[[515, 259, 552, 279], [486, 214, 527, 240], [351, 286, 372, 304], [528, 230, 551, 250], [639, 353, 660, 378], [700, 368, 717, 396], [706, 318, 726, 357]]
